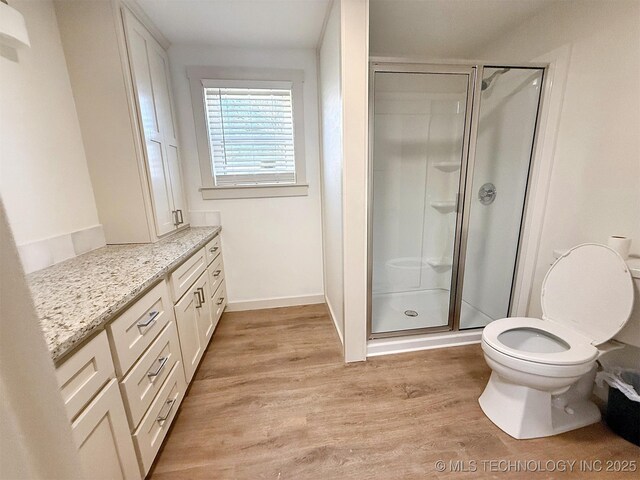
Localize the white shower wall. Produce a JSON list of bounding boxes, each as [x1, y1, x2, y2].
[[372, 86, 466, 297]]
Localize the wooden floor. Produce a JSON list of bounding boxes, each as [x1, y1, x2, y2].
[[150, 304, 638, 479]]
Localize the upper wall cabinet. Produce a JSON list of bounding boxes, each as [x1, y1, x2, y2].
[[55, 0, 187, 243]]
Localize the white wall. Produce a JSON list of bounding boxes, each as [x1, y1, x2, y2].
[[474, 0, 640, 318], [168, 45, 324, 308], [0, 202, 81, 479], [319, 0, 345, 342], [0, 0, 100, 247]]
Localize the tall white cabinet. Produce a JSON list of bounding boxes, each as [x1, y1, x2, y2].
[[55, 0, 188, 243]]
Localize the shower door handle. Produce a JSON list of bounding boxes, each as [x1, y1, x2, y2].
[[478, 183, 497, 205]]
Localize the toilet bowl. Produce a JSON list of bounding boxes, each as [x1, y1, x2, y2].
[[479, 244, 635, 439]]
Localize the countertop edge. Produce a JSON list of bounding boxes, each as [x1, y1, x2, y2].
[[50, 226, 221, 364]]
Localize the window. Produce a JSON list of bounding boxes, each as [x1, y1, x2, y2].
[[188, 67, 307, 199]]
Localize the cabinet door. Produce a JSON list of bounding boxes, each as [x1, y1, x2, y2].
[[174, 280, 204, 382], [123, 8, 177, 237], [155, 48, 188, 226], [196, 270, 214, 346], [72, 379, 141, 480]]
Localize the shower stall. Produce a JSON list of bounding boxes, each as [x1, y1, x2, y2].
[[368, 62, 544, 339]]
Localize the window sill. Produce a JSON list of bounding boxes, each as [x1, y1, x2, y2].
[[200, 183, 309, 200]]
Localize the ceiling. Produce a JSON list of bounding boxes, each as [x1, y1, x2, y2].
[[370, 0, 555, 59], [136, 0, 331, 48], [136, 0, 555, 54]]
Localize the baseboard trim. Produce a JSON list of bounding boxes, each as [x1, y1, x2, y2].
[[325, 296, 344, 345], [367, 330, 482, 357], [226, 294, 325, 312]]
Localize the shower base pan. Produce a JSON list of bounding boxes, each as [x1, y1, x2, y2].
[[371, 289, 492, 334]]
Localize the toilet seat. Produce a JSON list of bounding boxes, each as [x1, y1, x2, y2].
[[481, 244, 634, 367], [483, 318, 597, 366]]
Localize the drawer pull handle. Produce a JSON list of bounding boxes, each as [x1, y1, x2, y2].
[[213, 269, 221, 277], [216, 297, 225, 306], [156, 398, 176, 425], [137, 310, 159, 329], [209, 246, 219, 253], [194, 290, 202, 308], [177, 209, 184, 225], [147, 356, 168, 379], [197, 287, 206, 304]]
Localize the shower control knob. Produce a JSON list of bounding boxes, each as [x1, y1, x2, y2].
[[478, 183, 497, 205]]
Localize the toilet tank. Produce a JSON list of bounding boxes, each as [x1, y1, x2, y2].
[[614, 258, 640, 347]]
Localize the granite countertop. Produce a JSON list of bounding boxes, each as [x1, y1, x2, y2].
[[27, 226, 221, 363]]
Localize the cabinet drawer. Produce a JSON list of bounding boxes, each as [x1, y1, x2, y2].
[[204, 235, 221, 265], [170, 247, 206, 301], [108, 281, 174, 376], [56, 331, 115, 421], [212, 281, 227, 329], [133, 361, 186, 475], [207, 252, 224, 295], [120, 321, 181, 428]]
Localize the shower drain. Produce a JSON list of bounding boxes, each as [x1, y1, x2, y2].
[[404, 310, 418, 317]]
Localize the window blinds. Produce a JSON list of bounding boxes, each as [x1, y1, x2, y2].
[[204, 87, 296, 186]]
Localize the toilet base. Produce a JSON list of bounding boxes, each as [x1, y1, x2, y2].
[[479, 371, 601, 439]]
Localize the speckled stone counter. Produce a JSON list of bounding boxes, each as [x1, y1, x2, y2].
[[27, 226, 221, 363]]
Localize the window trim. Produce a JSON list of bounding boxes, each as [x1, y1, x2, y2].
[[187, 66, 307, 199]]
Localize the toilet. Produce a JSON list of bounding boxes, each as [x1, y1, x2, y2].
[[479, 243, 637, 439]]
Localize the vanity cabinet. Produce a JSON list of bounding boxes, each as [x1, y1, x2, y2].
[[54, 233, 225, 476], [54, 0, 187, 243]]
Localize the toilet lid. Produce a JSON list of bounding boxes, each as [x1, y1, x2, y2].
[[541, 243, 634, 345]]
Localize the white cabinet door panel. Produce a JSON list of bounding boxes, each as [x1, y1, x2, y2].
[[123, 8, 178, 237], [145, 139, 175, 236], [174, 281, 203, 382], [72, 379, 141, 480]]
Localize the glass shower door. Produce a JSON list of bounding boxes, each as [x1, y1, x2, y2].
[[458, 67, 544, 329], [369, 65, 472, 337]]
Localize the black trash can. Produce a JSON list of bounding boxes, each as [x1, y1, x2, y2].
[[605, 370, 640, 446]]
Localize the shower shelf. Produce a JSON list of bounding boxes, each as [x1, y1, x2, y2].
[[426, 258, 453, 269], [430, 200, 457, 213], [432, 161, 460, 172]]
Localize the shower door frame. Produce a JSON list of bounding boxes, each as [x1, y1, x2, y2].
[[367, 62, 478, 339], [367, 61, 549, 340], [453, 65, 547, 331]]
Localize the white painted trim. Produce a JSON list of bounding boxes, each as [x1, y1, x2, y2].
[[225, 294, 325, 312], [186, 66, 307, 193], [367, 330, 482, 357], [511, 45, 572, 316], [200, 184, 308, 200], [325, 295, 344, 345]]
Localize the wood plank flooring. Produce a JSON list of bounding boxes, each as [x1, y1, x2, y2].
[[149, 304, 639, 479]]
